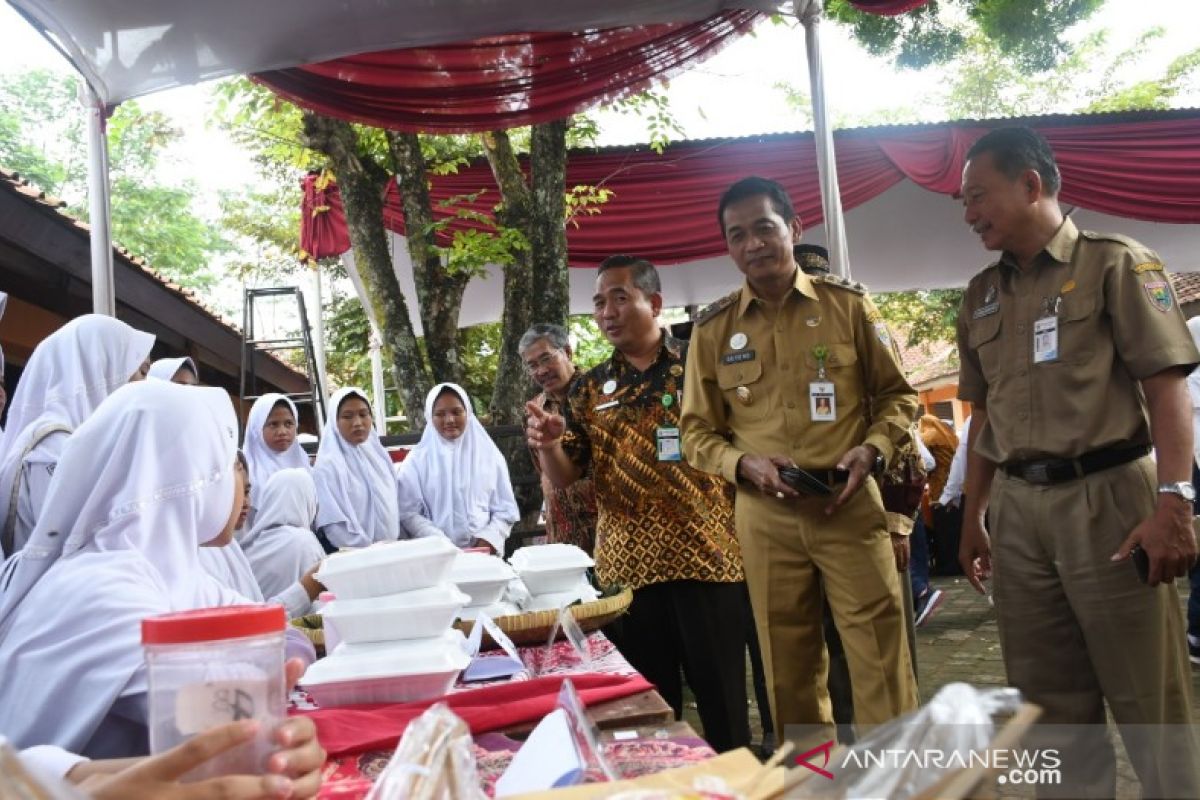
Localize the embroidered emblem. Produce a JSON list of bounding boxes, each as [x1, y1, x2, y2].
[[1144, 281, 1172, 312], [1133, 262, 1165, 274], [1060, 279, 1076, 293], [972, 302, 999, 319]]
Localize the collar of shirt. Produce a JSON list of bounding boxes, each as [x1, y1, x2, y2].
[[736, 265, 820, 317], [998, 217, 1079, 274], [535, 366, 583, 413], [606, 332, 682, 376]]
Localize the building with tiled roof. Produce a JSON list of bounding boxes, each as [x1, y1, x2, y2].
[[0, 167, 311, 424]]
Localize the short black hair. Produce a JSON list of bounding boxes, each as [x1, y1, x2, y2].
[[598, 254, 661, 297], [966, 127, 1061, 196], [717, 176, 797, 236]]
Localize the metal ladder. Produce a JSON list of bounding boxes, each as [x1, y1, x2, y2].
[[239, 286, 326, 433]]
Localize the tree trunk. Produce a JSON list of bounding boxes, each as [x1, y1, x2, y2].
[[387, 131, 468, 387], [300, 112, 432, 427], [529, 119, 570, 329]]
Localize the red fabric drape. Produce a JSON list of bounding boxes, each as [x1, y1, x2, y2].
[[848, 0, 933, 14], [296, 672, 653, 757], [255, 12, 761, 134], [299, 171, 351, 262], [356, 112, 1200, 267]]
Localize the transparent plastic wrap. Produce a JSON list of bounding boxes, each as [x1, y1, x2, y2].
[[365, 703, 486, 800], [798, 683, 1025, 799]]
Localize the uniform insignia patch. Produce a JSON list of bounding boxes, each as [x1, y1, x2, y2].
[[984, 284, 998, 305], [1144, 281, 1173, 312], [1133, 262, 1165, 274], [874, 322, 892, 347], [1060, 279, 1076, 293]]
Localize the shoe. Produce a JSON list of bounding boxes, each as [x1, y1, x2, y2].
[[914, 588, 945, 627], [1189, 636, 1200, 667]]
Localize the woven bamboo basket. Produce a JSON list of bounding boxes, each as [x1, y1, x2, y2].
[[291, 587, 632, 655], [454, 587, 633, 647]]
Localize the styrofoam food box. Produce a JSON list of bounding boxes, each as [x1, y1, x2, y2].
[[527, 581, 600, 612], [321, 584, 471, 644], [300, 630, 469, 707], [315, 537, 458, 599], [509, 543, 595, 595], [450, 552, 516, 607], [457, 600, 520, 621]]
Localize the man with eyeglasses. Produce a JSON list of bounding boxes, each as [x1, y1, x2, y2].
[[520, 324, 597, 555]]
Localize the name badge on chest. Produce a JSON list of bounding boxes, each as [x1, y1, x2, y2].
[[656, 426, 682, 461], [809, 381, 836, 422]]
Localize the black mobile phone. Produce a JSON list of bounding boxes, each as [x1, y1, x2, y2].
[[778, 466, 833, 497], [1130, 544, 1150, 584]]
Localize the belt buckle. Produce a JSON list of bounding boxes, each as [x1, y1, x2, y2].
[[1023, 462, 1051, 485]]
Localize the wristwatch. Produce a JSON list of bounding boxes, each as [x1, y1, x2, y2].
[[1157, 481, 1197, 502]]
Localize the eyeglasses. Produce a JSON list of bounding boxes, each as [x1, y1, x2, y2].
[[523, 351, 561, 375]]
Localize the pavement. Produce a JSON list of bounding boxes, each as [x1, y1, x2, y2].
[[681, 575, 1200, 798]]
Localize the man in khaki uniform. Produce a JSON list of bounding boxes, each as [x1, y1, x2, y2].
[[680, 176, 919, 738], [956, 127, 1200, 797]]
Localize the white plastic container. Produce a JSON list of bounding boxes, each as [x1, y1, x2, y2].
[[451, 551, 517, 607], [142, 605, 286, 779], [300, 630, 470, 707], [321, 584, 471, 644], [509, 543, 595, 595], [315, 537, 458, 599], [527, 582, 601, 612], [457, 600, 521, 621]]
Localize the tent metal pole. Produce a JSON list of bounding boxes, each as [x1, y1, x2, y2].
[[309, 264, 329, 429], [799, 1, 851, 280], [370, 327, 387, 435], [83, 82, 116, 315]]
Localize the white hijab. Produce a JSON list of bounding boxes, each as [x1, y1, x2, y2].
[[242, 394, 310, 513], [396, 383, 519, 546], [198, 541, 265, 601], [241, 469, 323, 600], [0, 315, 155, 551], [0, 380, 244, 752], [147, 356, 197, 383], [313, 388, 399, 543]]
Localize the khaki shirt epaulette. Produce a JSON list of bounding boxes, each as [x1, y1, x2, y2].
[[813, 275, 866, 295], [1079, 229, 1167, 273], [694, 289, 741, 327]]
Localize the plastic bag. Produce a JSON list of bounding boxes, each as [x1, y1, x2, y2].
[[365, 703, 486, 800], [800, 682, 1023, 799]]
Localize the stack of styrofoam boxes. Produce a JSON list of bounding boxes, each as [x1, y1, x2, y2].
[[450, 551, 522, 621], [299, 537, 471, 707], [509, 544, 597, 612]]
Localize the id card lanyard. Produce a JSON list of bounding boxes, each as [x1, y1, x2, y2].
[[809, 345, 836, 422], [656, 391, 682, 461], [1033, 295, 1060, 364]]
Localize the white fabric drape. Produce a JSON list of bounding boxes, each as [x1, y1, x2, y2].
[[396, 383, 519, 552], [146, 356, 196, 382], [313, 387, 399, 547], [242, 393, 311, 514], [0, 380, 244, 753], [0, 315, 155, 556], [240, 468, 323, 600]]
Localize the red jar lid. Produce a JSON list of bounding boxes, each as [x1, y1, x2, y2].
[[142, 604, 285, 645]]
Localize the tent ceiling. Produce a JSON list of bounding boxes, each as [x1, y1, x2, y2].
[[359, 178, 1200, 334], [7, 0, 788, 106]]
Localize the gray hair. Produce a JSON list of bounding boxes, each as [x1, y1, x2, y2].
[[518, 323, 570, 355]]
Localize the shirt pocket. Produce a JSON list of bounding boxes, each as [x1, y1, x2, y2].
[[1055, 291, 1097, 364], [966, 313, 1004, 383], [716, 357, 769, 420]]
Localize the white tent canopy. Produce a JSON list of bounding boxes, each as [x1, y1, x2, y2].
[[353, 178, 1200, 334], [8, 0, 789, 107]]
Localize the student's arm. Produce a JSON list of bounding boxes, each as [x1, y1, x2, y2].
[[319, 521, 370, 550], [398, 512, 445, 541]]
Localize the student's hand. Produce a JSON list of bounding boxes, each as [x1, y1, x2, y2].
[[890, 533, 910, 572], [299, 562, 325, 600], [958, 515, 992, 595], [524, 401, 566, 450], [469, 538, 496, 555], [736, 454, 799, 499], [82, 720, 297, 799]]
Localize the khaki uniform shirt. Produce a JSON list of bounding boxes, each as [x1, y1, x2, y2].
[[680, 268, 918, 485], [561, 334, 744, 591], [956, 218, 1200, 464]]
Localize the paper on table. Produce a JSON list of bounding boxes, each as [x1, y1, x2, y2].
[[494, 708, 585, 797], [461, 611, 526, 682]]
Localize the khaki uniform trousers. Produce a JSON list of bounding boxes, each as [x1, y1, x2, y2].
[[992, 456, 1200, 798], [735, 478, 918, 741]]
